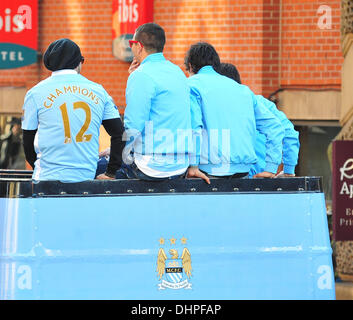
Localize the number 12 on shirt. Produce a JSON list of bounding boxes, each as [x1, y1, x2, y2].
[[59, 101, 92, 144]]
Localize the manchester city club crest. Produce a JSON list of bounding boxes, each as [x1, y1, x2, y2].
[[156, 237, 192, 290]]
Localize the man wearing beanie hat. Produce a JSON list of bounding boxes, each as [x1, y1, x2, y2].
[[43, 38, 84, 72], [21, 38, 125, 182]]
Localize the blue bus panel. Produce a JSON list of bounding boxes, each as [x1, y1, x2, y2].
[[0, 176, 335, 300]]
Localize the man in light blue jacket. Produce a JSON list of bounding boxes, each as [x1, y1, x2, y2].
[[121, 23, 192, 181], [218, 62, 300, 177], [184, 42, 284, 182]]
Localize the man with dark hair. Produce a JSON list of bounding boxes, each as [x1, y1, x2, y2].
[[22, 38, 125, 182], [120, 23, 191, 181], [185, 42, 284, 182], [133, 22, 166, 53], [218, 62, 241, 84], [127, 22, 166, 73], [184, 42, 221, 74], [218, 62, 300, 178]]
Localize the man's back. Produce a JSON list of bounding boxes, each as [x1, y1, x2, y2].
[[250, 95, 300, 177], [124, 53, 191, 176], [188, 66, 258, 175], [22, 71, 119, 182], [137, 54, 190, 131], [185, 42, 283, 182]]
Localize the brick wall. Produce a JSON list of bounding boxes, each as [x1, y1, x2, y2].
[[280, 0, 343, 89], [156, 0, 266, 93], [0, 0, 344, 110]]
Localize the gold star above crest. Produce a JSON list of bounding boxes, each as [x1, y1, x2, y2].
[[159, 238, 165, 245], [181, 237, 188, 245], [169, 237, 177, 245]]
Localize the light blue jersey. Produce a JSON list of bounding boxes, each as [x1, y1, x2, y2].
[[22, 70, 120, 182], [188, 66, 284, 176], [124, 53, 191, 178], [249, 95, 300, 177]]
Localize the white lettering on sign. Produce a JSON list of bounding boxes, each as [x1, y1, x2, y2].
[[118, 0, 139, 23], [340, 218, 353, 226], [338, 159, 353, 200], [340, 158, 353, 181], [0, 5, 32, 33], [317, 265, 332, 290], [0, 51, 24, 62], [17, 265, 32, 290], [340, 182, 353, 199]]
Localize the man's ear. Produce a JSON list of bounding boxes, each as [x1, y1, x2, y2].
[[139, 43, 145, 55], [75, 63, 82, 74]]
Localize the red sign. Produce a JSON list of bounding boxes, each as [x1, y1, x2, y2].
[[332, 140, 353, 241], [0, 0, 38, 69], [112, 0, 154, 61]]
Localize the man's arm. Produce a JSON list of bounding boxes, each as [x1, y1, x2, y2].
[[22, 130, 37, 169], [21, 91, 39, 169], [96, 87, 126, 180], [187, 84, 210, 184], [100, 118, 125, 178], [189, 86, 203, 166], [258, 96, 300, 176], [252, 93, 284, 178], [281, 118, 300, 176], [124, 70, 155, 133]]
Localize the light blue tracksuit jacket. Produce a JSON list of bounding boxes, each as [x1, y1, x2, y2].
[[188, 66, 284, 176], [249, 95, 300, 177]]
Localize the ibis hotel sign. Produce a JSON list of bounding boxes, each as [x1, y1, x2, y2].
[[0, 0, 38, 69], [112, 0, 154, 62], [332, 140, 353, 241]]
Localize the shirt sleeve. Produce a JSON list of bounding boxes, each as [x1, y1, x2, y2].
[[22, 129, 37, 169], [21, 91, 38, 130], [124, 70, 155, 133], [102, 118, 125, 176], [252, 92, 284, 173], [189, 85, 203, 166], [102, 88, 120, 121], [260, 97, 300, 174], [282, 122, 300, 174]]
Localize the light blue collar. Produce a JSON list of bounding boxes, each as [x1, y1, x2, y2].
[[197, 66, 216, 74], [141, 52, 165, 65], [51, 69, 78, 76]]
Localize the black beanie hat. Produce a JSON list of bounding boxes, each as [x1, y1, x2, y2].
[[43, 38, 83, 71]]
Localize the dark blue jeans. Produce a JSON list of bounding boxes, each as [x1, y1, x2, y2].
[[200, 170, 249, 179], [95, 157, 185, 181]]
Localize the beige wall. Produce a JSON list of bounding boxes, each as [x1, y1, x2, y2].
[[277, 89, 341, 121], [0, 87, 27, 115], [341, 34, 353, 126]]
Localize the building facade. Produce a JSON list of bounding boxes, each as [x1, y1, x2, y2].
[[333, 0, 353, 281], [0, 0, 344, 178], [0, 0, 345, 186], [0, 0, 342, 111], [1, 0, 353, 290]]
